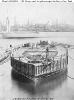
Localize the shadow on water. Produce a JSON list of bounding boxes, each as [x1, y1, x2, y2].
[[11, 68, 68, 96]]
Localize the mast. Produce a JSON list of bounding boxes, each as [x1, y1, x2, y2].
[[6, 10, 10, 33], [6, 17, 10, 33]]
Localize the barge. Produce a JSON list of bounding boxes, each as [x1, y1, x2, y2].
[[10, 41, 68, 82]]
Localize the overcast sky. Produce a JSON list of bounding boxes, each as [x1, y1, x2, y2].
[[0, 2, 74, 25]]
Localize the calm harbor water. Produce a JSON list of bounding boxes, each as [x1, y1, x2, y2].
[[0, 32, 74, 100]]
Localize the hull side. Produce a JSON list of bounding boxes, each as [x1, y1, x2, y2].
[[12, 66, 67, 82], [11, 57, 68, 82]]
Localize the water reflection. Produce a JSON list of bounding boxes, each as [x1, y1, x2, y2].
[[11, 68, 68, 96]]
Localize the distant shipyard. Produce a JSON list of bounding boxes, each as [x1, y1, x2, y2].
[[0, 17, 74, 34], [0, 17, 74, 38]]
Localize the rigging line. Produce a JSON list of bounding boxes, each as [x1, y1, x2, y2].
[[68, 55, 74, 60], [12, 58, 21, 68], [63, 73, 74, 81], [67, 75, 74, 80]]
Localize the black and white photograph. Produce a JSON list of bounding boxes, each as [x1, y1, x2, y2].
[[0, 1, 74, 100]]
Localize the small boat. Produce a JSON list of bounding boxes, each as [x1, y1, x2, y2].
[[10, 41, 68, 82]]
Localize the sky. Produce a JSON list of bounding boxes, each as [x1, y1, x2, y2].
[[0, 2, 74, 25]]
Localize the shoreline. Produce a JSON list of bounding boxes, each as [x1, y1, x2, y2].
[[0, 32, 74, 39]]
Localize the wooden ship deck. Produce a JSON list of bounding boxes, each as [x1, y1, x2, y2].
[[10, 41, 68, 82]]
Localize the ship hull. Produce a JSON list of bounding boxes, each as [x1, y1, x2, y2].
[[11, 57, 68, 82], [12, 66, 67, 82], [10, 41, 68, 82], [2, 32, 40, 39]]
